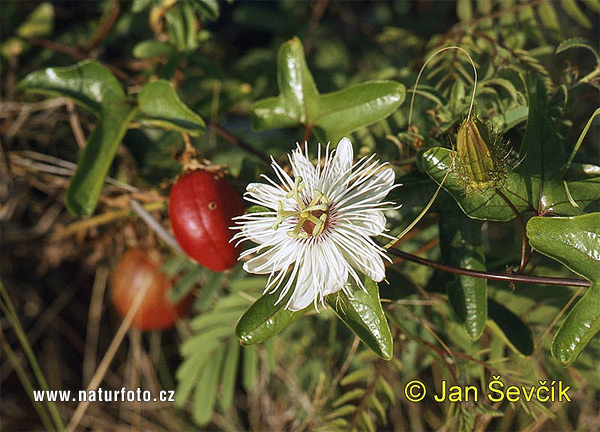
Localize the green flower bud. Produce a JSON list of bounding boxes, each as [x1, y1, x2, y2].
[[454, 118, 508, 192]]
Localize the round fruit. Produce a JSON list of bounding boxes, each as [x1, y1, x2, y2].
[[169, 170, 245, 271], [111, 250, 193, 330]]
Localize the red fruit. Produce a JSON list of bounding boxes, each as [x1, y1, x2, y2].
[[169, 170, 245, 272], [111, 250, 193, 330]]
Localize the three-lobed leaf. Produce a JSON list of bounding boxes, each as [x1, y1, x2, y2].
[[17, 60, 125, 113], [418, 147, 528, 221], [252, 37, 405, 144], [527, 213, 600, 365], [18, 61, 205, 215]]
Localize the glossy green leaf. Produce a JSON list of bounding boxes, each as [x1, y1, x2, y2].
[[313, 81, 406, 144], [326, 278, 393, 360], [552, 284, 600, 365], [487, 299, 534, 356], [17, 60, 125, 113], [527, 213, 600, 281], [418, 147, 528, 221], [137, 80, 205, 135], [440, 202, 487, 339], [527, 213, 600, 365], [420, 146, 600, 221], [235, 289, 307, 346], [541, 177, 600, 215], [66, 106, 138, 215], [17, 61, 140, 215], [251, 37, 405, 144]]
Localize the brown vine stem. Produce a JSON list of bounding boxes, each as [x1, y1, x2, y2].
[[85, 0, 120, 52], [25, 38, 132, 83], [387, 248, 590, 288], [302, 125, 312, 149], [209, 123, 271, 165], [495, 189, 529, 272]]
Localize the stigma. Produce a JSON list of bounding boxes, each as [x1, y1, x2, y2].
[[271, 177, 330, 238]]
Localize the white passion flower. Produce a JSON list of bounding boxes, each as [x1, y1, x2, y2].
[[232, 137, 397, 311]]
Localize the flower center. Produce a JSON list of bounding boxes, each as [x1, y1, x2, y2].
[[272, 177, 330, 238]]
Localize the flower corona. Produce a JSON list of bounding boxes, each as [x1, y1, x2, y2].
[[233, 138, 397, 311]]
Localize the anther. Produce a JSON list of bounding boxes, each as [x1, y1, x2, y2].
[[272, 177, 330, 238]]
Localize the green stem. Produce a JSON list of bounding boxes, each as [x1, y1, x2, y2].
[[0, 333, 55, 431], [0, 282, 65, 432], [562, 107, 600, 174]]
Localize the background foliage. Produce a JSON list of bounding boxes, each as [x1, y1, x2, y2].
[[1, 0, 599, 431]]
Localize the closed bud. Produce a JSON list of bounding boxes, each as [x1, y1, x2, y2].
[[454, 118, 508, 191]]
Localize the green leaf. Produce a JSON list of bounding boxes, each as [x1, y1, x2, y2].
[[527, 213, 600, 281], [340, 368, 372, 386], [190, 0, 220, 22], [17, 61, 140, 215], [456, 0, 473, 21], [132, 40, 174, 59], [251, 37, 405, 144], [503, 106, 528, 132], [560, 0, 592, 29], [17, 60, 125, 113], [543, 177, 600, 215], [418, 147, 529, 221], [527, 213, 600, 365], [440, 202, 487, 339], [137, 80, 205, 135], [175, 350, 212, 408], [312, 81, 406, 144], [333, 389, 364, 407], [552, 285, 600, 366], [487, 299, 534, 356], [16, 2, 54, 38], [193, 344, 224, 425], [583, 0, 600, 13], [326, 278, 393, 360], [131, 0, 154, 12], [563, 108, 600, 174], [480, 78, 519, 102], [219, 338, 240, 411], [235, 289, 307, 346], [66, 106, 137, 215], [538, 1, 561, 34], [517, 76, 565, 183], [242, 345, 258, 391]]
